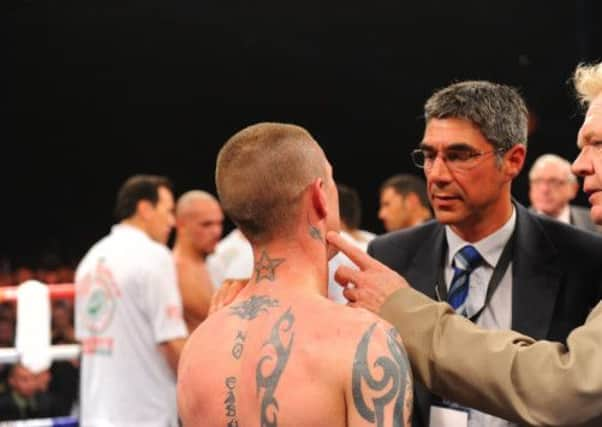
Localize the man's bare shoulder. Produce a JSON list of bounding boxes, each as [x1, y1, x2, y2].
[[340, 305, 414, 427]]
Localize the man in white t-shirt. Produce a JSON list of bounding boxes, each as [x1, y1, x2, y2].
[[75, 175, 188, 427], [206, 228, 253, 287]]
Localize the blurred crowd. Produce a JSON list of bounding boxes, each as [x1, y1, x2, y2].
[[0, 261, 78, 420]]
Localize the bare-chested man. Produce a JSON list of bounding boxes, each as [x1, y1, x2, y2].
[[177, 123, 413, 426], [173, 190, 224, 332]]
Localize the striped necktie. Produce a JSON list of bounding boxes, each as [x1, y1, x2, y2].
[[447, 245, 483, 316]]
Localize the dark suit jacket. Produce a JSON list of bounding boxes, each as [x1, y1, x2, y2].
[[368, 202, 602, 427], [0, 390, 56, 421]]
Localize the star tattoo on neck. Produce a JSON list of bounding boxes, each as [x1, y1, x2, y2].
[[254, 249, 285, 282]]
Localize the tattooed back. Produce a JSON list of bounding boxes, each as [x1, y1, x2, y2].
[[177, 290, 413, 426]]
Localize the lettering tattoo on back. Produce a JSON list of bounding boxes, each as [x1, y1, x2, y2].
[[225, 376, 239, 427], [254, 250, 285, 282], [352, 323, 412, 427], [256, 307, 295, 427], [229, 296, 279, 360], [231, 331, 246, 360]]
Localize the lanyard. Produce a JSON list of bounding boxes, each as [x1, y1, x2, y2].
[[435, 230, 515, 322]]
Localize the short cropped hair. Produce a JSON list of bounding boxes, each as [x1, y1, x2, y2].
[[380, 174, 430, 209], [573, 62, 602, 107], [215, 122, 327, 243], [114, 175, 173, 222], [425, 80, 529, 151], [337, 184, 362, 230]]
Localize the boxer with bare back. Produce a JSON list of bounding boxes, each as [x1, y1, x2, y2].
[[173, 190, 224, 332], [177, 123, 413, 427]]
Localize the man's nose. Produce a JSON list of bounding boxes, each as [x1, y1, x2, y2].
[[427, 154, 452, 182], [572, 148, 593, 177]]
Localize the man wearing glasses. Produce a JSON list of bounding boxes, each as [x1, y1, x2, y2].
[[528, 153, 600, 232], [366, 80, 602, 427]]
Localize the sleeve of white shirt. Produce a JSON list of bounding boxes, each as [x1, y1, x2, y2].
[[144, 248, 188, 343]]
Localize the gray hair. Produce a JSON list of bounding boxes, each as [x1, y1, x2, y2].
[[424, 80, 529, 152], [573, 62, 602, 107], [529, 154, 577, 183]]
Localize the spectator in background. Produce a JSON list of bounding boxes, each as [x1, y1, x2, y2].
[[0, 314, 15, 383], [327, 184, 376, 303], [172, 190, 224, 332], [52, 300, 75, 345], [529, 153, 600, 232], [378, 173, 432, 232], [49, 300, 79, 417], [0, 364, 56, 421], [0, 316, 14, 348], [75, 174, 187, 427]]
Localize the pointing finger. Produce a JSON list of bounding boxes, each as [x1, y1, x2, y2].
[[326, 231, 377, 270]]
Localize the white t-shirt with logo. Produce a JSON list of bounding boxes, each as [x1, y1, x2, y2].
[[75, 224, 188, 427]]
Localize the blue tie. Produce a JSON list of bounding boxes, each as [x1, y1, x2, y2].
[[448, 245, 483, 315]]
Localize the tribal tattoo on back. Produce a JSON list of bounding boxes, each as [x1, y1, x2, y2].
[[256, 307, 295, 427], [352, 324, 412, 427], [230, 296, 280, 320]]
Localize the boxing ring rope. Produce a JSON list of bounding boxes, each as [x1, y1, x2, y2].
[[0, 284, 75, 304], [0, 282, 81, 365], [0, 282, 80, 426]]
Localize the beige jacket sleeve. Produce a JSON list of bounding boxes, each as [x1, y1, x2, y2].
[[381, 288, 602, 426]]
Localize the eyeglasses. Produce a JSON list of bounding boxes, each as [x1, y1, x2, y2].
[[410, 147, 506, 172], [530, 178, 571, 188]]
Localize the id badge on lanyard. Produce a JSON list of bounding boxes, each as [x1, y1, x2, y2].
[[429, 404, 468, 427]]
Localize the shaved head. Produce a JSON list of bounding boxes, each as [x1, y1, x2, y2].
[[175, 190, 223, 256], [176, 190, 219, 218], [216, 122, 328, 244]]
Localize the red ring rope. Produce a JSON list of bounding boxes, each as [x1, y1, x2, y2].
[[0, 283, 74, 303]]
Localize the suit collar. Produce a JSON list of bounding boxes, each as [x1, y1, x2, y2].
[[407, 203, 562, 339], [511, 202, 561, 338], [406, 223, 446, 300]]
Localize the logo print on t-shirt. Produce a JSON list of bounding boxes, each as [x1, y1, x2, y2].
[[80, 258, 119, 334]]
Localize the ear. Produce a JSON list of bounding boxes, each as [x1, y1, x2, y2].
[[503, 144, 526, 180], [310, 178, 328, 220], [403, 192, 418, 208], [137, 199, 154, 220]]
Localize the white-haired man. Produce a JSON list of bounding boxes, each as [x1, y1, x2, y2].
[[529, 153, 600, 232]]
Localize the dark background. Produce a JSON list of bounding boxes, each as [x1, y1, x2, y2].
[[6, 0, 602, 268]]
